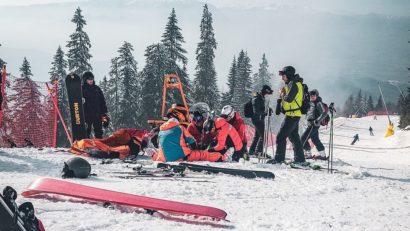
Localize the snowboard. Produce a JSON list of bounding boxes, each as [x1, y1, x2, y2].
[[158, 163, 275, 179], [0, 186, 45, 231], [22, 178, 227, 220], [65, 73, 87, 141]]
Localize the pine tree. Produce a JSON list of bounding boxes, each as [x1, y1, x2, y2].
[[161, 8, 191, 103], [343, 94, 355, 116], [66, 7, 92, 75], [353, 89, 364, 116], [49, 46, 70, 147], [9, 58, 49, 146], [192, 4, 219, 109], [399, 37, 410, 127], [366, 95, 374, 112], [115, 41, 140, 128], [221, 56, 237, 107], [140, 43, 169, 127], [253, 53, 272, 91], [19, 57, 33, 78], [0, 58, 6, 68], [375, 95, 384, 111], [232, 50, 252, 112]]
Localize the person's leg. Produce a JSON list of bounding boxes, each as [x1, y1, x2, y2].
[[255, 120, 265, 154], [287, 117, 305, 162], [274, 117, 294, 162], [185, 150, 224, 162], [85, 121, 92, 138], [310, 127, 324, 152], [93, 119, 103, 139], [249, 119, 261, 155], [301, 126, 313, 151]]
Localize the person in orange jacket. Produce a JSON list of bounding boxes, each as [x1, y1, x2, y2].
[[203, 117, 244, 162], [220, 105, 247, 161], [154, 117, 226, 162]]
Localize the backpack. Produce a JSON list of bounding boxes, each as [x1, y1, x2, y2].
[[244, 98, 254, 118], [320, 102, 330, 126], [299, 83, 310, 114]]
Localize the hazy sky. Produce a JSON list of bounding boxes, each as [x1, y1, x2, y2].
[[1, 0, 409, 105]]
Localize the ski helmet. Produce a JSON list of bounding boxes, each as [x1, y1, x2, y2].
[[278, 66, 296, 77], [62, 157, 91, 178], [309, 89, 319, 96], [190, 102, 210, 119], [221, 105, 235, 121]]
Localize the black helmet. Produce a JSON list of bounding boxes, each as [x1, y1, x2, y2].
[[278, 66, 296, 77], [309, 89, 319, 96], [202, 119, 215, 134], [82, 71, 94, 81], [62, 157, 91, 178], [261, 85, 273, 95]]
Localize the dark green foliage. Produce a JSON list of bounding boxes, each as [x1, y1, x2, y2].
[[66, 7, 92, 76], [192, 4, 219, 110], [253, 54, 272, 91], [231, 50, 252, 112], [19, 57, 33, 79]]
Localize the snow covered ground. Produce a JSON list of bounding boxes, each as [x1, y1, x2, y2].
[[1, 115, 410, 231]]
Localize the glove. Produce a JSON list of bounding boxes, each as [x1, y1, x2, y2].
[[280, 87, 286, 97], [275, 100, 282, 115], [189, 142, 198, 150], [313, 120, 320, 126], [208, 147, 216, 152], [101, 114, 110, 128]]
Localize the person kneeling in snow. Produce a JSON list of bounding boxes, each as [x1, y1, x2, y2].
[[220, 105, 247, 161], [203, 117, 244, 162], [70, 128, 149, 160], [154, 117, 227, 162]]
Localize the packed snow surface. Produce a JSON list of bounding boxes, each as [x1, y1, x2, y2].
[[1, 116, 410, 230]]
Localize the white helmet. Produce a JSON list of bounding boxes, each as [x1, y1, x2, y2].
[[221, 105, 235, 121]]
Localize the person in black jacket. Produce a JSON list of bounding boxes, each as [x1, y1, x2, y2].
[[301, 89, 327, 160], [248, 85, 273, 156], [82, 71, 109, 139]]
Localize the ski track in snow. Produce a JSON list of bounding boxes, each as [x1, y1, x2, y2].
[[1, 116, 410, 231]]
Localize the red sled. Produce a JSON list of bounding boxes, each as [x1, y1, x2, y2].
[[22, 178, 228, 226]]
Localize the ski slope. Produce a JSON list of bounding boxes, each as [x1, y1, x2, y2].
[[0, 115, 409, 231]]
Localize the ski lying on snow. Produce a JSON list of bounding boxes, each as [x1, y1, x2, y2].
[[22, 178, 227, 221], [157, 162, 275, 179]]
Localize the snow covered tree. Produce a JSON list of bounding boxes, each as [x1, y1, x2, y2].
[[399, 41, 410, 128], [375, 95, 384, 111], [9, 58, 49, 146], [232, 50, 252, 112], [192, 4, 219, 109], [140, 43, 169, 128], [66, 7, 92, 75], [0, 58, 6, 68], [161, 8, 191, 103], [115, 41, 140, 128], [49, 46, 70, 147], [253, 53, 272, 91], [19, 57, 33, 78], [366, 94, 374, 112], [220, 56, 237, 107], [342, 94, 355, 116]]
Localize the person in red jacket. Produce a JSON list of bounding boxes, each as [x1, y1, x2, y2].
[[220, 105, 247, 160], [187, 110, 215, 149], [203, 117, 244, 162]]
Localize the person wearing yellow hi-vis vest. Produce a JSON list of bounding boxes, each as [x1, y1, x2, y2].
[[268, 66, 306, 164]]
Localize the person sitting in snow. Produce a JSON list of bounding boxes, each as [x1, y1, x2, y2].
[[203, 116, 244, 162], [187, 110, 215, 150], [153, 113, 227, 162], [220, 105, 247, 161]]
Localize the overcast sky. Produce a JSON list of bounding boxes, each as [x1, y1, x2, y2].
[[1, 0, 409, 104]]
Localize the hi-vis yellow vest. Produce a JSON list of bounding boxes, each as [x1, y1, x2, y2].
[[281, 82, 303, 117]]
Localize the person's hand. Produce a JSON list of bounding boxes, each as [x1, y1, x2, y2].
[[279, 87, 286, 97], [101, 114, 110, 128]]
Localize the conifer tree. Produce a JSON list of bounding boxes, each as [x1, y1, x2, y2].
[[0, 58, 6, 68], [105, 57, 121, 130], [366, 95, 374, 112], [343, 94, 355, 116], [253, 53, 272, 91], [66, 7, 92, 75], [161, 8, 191, 103], [140, 43, 169, 127], [20, 57, 33, 78], [375, 95, 383, 111], [232, 50, 252, 112], [221, 56, 237, 107], [115, 41, 140, 128], [192, 4, 219, 109], [399, 38, 410, 127], [49, 46, 70, 146]]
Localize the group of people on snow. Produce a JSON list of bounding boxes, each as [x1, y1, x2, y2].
[[75, 65, 331, 164]]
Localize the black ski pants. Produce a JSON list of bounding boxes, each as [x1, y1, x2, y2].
[[86, 120, 103, 139], [249, 118, 264, 155], [274, 116, 305, 162], [301, 125, 325, 152]]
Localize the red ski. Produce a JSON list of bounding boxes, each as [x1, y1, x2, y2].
[[22, 178, 227, 222]]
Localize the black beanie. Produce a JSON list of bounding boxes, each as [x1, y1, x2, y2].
[[83, 71, 94, 80], [279, 66, 296, 78]]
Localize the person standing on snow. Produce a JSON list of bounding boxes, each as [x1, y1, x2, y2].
[[268, 66, 305, 164], [351, 134, 360, 145], [220, 105, 247, 161], [301, 89, 327, 160], [369, 126, 374, 136], [82, 71, 109, 139], [248, 85, 273, 157]]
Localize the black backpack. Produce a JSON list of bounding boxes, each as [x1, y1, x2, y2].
[[298, 83, 310, 114], [244, 98, 254, 118]]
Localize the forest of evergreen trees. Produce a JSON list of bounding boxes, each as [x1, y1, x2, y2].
[[1, 5, 409, 146]]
